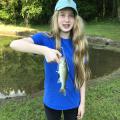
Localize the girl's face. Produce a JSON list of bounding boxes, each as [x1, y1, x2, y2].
[[58, 8, 75, 34]]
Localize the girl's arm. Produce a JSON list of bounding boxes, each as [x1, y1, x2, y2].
[[10, 37, 48, 55], [77, 81, 86, 119], [10, 37, 61, 63], [80, 80, 86, 106]]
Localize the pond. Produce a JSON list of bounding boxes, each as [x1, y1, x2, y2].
[[0, 36, 120, 99], [89, 47, 120, 78], [0, 48, 44, 99]]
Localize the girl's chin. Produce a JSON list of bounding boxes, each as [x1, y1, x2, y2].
[[61, 28, 72, 33]]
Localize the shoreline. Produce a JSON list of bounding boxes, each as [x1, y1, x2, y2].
[[0, 33, 120, 101]]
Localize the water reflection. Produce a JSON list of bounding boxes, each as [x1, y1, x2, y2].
[[0, 48, 44, 99], [0, 89, 26, 99], [0, 46, 120, 99], [89, 47, 120, 78]]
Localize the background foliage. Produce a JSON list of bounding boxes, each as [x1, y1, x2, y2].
[[0, 0, 120, 25]]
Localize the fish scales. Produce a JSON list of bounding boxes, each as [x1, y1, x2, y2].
[[57, 57, 68, 95]]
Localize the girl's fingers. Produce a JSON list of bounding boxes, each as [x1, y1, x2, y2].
[[54, 50, 62, 63], [77, 108, 81, 116], [77, 104, 85, 120], [45, 49, 62, 63], [55, 56, 60, 63], [77, 111, 84, 120], [77, 116, 81, 120], [55, 50, 62, 58], [77, 113, 81, 120]]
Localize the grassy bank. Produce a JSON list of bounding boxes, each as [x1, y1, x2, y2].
[[84, 68, 120, 120], [85, 21, 120, 41], [0, 21, 120, 42], [0, 68, 120, 120], [0, 36, 17, 47]]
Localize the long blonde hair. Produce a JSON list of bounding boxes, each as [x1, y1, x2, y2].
[[51, 11, 91, 89]]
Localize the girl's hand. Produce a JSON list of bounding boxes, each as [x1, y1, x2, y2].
[[44, 47, 62, 63], [77, 103, 85, 120]]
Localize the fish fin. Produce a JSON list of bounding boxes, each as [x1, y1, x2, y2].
[[60, 88, 66, 96]]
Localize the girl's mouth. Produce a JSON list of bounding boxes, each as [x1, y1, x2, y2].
[[63, 24, 70, 29]]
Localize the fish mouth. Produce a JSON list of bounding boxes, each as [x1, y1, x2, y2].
[[60, 88, 66, 96]]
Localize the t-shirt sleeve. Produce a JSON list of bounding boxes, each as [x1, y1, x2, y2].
[[31, 33, 44, 45]]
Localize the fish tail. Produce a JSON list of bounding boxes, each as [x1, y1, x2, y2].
[[60, 88, 66, 96]]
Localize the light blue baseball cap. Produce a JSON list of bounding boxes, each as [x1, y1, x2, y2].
[[55, 0, 78, 14]]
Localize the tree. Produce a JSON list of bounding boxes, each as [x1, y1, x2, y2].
[[10, 0, 22, 23], [117, 0, 120, 20], [39, 0, 57, 24], [96, 0, 119, 19], [0, 0, 11, 22], [78, 0, 97, 20], [0, 0, 22, 23], [21, 0, 42, 26], [0, 0, 119, 24]]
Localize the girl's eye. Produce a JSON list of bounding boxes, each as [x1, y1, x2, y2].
[[69, 14, 74, 18], [60, 14, 65, 17]]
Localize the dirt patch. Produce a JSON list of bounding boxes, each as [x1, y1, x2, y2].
[[0, 30, 37, 37]]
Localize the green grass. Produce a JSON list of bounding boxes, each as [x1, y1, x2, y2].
[[0, 21, 120, 48], [0, 96, 45, 120], [0, 23, 35, 32], [85, 21, 120, 40], [0, 21, 120, 39], [30, 24, 50, 32], [0, 36, 17, 47], [0, 68, 120, 120], [31, 21, 120, 41], [85, 78, 120, 120]]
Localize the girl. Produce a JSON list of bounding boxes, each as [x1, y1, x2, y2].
[[10, 0, 90, 120]]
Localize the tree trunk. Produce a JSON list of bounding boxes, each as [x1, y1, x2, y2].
[[112, 0, 118, 17], [96, 0, 104, 18], [117, 0, 120, 20], [104, 0, 113, 18], [25, 0, 29, 27], [25, 14, 29, 27], [102, 0, 106, 18]]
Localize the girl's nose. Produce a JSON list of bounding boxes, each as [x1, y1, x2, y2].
[[65, 16, 69, 22]]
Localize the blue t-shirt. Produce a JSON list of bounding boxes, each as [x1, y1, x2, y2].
[[32, 32, 80, 110]]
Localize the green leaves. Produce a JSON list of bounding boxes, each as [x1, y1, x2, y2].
[[22, 5, 42, 20], [21, 0, 42, 26]]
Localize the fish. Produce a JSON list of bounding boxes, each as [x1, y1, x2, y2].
[[57, 57, 68, 96]]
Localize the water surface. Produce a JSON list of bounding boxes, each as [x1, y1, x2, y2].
[[0, 36, 120, 99], [89, 47, 120, 78]]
